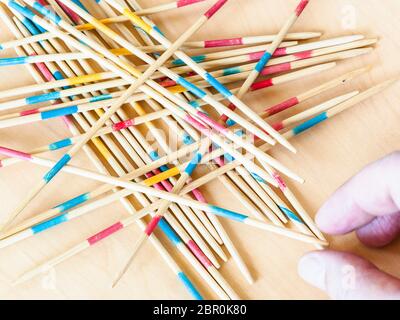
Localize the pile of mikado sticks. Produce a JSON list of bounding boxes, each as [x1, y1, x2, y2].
[[0, 0, 396, 300]]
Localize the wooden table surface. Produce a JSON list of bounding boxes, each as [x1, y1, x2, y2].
[[0, 0, 400, 300]]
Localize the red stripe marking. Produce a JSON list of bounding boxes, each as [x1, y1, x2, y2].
[[204, 0, 228, 19], [159, 79, 177, 87], [272, 121, 284, 131], [191, 188, 206, 203], [261, 62, 292, 76], [250, 78, 273, 91], [34, 61, 54, 82], [0, 146, 32, 161], [220, 102, 237, 123], [20, 108, 40, 116], [56, 0, 81, 24], [144, 215, 162, 236], [265, 97, 299, 116], [213, 156, 225, 166], [273, 173, 287, 191], [204, 37, 243, 48], [177, 0, 205, 7], [272, 47, 287, 57], [154, 168, 173, 192], [144, 172, 165, 191], [196, 111, 228, 133], [112, 119, 135, 131], [87, 222, 124, 245], [294, 50, 313, 59], [295, 0, 310, 16], [248, 51, 264, 61], [187, 240, 212, 267]]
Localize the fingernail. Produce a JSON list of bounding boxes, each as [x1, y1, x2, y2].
[[298, 253, 326, 290]]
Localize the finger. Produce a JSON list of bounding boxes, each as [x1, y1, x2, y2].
[[316, 152, 400, 234], [356, 213, 400, 247], [298, 250, 400, 299]]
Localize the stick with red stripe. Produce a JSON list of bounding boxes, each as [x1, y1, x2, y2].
[[231, 0, 311, 109], [264, 66, 371, 117]]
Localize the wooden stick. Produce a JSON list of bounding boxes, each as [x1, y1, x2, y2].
[[15, 0, 291, 184], [4, 0, 280, 230], [1, 6, 206, 299], [166, 38, 377, 74], [99, 0, 294, 152], [264, 65, 372, 116], [123, 0, 255, 285]]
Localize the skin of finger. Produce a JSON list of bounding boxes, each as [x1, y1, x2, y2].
[[316, 151, 400, 234], [298, 250, 400, 299], [356, 213, 400, 247]]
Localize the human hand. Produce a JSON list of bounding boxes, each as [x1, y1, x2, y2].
[[298, 152, 400, 299]]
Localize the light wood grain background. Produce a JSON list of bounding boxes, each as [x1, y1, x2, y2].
[[0, 0, 400, 299]]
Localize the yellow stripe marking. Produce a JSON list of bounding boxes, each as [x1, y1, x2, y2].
[[123, 8, 152, 34], [143, 167, 181, 186], [110, 48, 131, 56], [68, 73, 103, 85], [91, 137, 113, 160]]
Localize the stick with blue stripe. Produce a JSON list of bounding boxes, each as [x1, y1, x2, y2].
[[3, 5, 206, 300], [48, 0, 281, 150], [1, 0, 231, 230], [233, 0, 311, 109], [4, 79, 389, 248], [59, 0, 222, 254], [100, 0, 295, 153], [9, 0, 297, 185], [112, 140, 213, 288]]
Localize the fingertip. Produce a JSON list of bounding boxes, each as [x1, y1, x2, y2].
[[356, 214, 400, 248], [298, 251, 326, 291]]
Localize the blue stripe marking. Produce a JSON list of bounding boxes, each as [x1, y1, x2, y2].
[[0, 44, 3, 50], [235, 129, 245, 137], [177, 272, 203, 300], [53, 71, 64, 80], [222, 66, 241, 76], [8, 1, 35, 20], [89, 94, 112, 103], [278, 206, 303, 223], [251, 172, 265, 183], [48, 138, 73, 151], [41, 106, 78, 119], [20, 17, 41, 36], [33, 21, 46, 34], [173, 55, 206, 66], [43, 154, 71, 182], [223, 129, 243, 162], [292, 112, 328, 135], [153, 26, 164, 35], [184, 152, 202, 175], [0, 57, 27, 66], [32, 2, 61, 24], [255, 52, 272, 73], [205, 73, 232, 98], [31, 213, 68, 234], [158, 219, 182, 245], [72, 0, 89, 12], [54, 193, 90, 213], [148, 151, 169, 172], [26, 91, 61, 105], [182, 133, 194, 145], [226, 119, 236, 126], [149, 151, 159, 161], [189, 100, 200, 108], [176, 77, 206, 99], [53, 71, 72, 90], [223, 153, 234, 163], [209, 205, 247, 222]]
